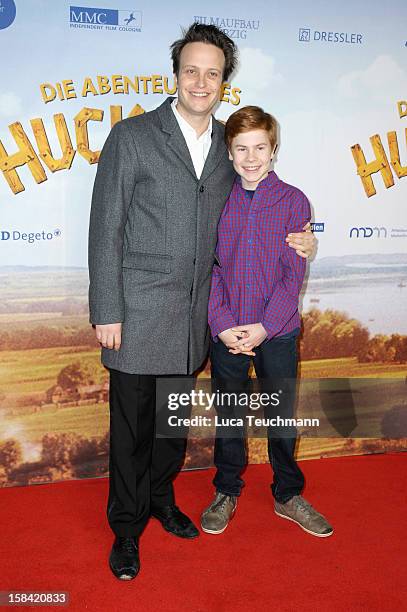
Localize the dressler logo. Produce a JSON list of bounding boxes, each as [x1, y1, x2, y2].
[[299, 27, 363, 44]]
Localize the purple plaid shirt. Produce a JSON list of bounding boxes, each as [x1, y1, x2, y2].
[[208, 171, 311, 341]]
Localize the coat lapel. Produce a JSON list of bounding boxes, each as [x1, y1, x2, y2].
[[157, 97, 197, 180], [200, 119, 228, 183], [157, 98, 228, 183]]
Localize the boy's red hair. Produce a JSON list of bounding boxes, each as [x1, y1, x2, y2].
[[225, 105, 277, 150]]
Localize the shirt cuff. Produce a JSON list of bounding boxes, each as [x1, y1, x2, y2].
[[209, 312, 237, 341], [262, 318, 282, 341]]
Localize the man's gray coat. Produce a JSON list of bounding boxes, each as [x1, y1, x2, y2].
[[88, 97, 235, 374]]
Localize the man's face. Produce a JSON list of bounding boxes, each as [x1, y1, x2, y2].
[[175, 42, 225, 120], [229, 129, 274, 190]]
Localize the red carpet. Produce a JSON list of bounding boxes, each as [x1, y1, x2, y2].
[[0, 454, 405, 612]]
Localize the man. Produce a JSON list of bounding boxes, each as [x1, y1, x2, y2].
[[88, 23, 315, 580]]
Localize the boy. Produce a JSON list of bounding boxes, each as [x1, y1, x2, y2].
[[202, 106, 333, 538]]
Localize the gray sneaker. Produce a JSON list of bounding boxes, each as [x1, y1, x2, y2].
[[274, 495, 333, 537], [201, 492, 237, 534]]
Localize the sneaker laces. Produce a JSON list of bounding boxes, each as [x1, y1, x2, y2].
[[210, 494, 233, 515], [293, 496, 314, 519]]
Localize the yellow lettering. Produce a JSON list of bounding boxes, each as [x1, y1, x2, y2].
[[110, 104, 145, 128], [123, 76, 139, 94], [56, 83, 65, 101], [230, 87, 241, 106], [351, 135, 394, 197], [388, 130, 407, 178], [151, 75, 163, 94], [97, 75, 111, 95], [163, 76, 177, 95], [40, 83, 57, 104], [112, 74, 124, 94], [30, 114, 75, 172], [74, 108, 103, 164], [139, 76, 151, 94], [127, 104, 145, 118], [220, 84, 231, 103], [398, 100, 407, 119], [81, 77, 99, 97], [0, 122, 47, 194], [110, 106, 122, 127], [62, 80, 77, 100]]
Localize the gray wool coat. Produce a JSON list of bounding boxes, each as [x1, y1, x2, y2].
[[88, 97, 236, 374]]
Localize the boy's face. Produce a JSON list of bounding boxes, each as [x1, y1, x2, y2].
[[229, 129, 274, 190], [175, 42, 225, 121]]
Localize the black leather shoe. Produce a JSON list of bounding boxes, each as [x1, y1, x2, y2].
[[151, 504, 199, 539], [109, 537, 140, 580]]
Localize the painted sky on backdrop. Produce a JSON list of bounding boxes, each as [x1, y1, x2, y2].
[[0, 0, 406, 265]]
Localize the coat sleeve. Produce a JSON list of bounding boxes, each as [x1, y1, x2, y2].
[[88, 120, 138, 325], [207, 198, 237, 340], [262, 190, 311, 339]]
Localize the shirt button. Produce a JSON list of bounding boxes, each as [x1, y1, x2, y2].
[[247, 239, 252, 244], [199, 185, 205, 193]]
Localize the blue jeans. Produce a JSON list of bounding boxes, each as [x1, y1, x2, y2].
[[210, 329, 305, 503]]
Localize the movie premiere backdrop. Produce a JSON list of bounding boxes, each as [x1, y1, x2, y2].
[[0, 0, 406, 487]]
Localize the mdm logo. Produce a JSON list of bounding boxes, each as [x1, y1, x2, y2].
[[0, 0, 16, 30], [349, 226, 407, 239], [70, 6, 142, 31]]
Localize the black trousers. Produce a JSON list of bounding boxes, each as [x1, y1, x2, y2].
[[107, 369, 188, 538], [210, 330, 305, 503]]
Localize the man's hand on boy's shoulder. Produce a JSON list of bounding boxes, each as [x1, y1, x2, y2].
[[286, 222, 316, 259]]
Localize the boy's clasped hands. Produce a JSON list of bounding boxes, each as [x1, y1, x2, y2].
[[218, 323, 268, 356]]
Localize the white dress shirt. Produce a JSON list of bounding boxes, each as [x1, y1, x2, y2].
[[171, 99, 212, 179]]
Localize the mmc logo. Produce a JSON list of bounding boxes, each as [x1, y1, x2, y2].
[[70, 6, 142, 30]]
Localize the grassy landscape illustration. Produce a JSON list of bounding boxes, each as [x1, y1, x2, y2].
[[0, 262, 406, 487]]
